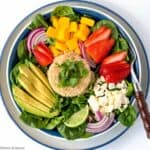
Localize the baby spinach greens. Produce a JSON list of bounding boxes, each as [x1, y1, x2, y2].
[[51, 6, 80, 21], [113, 38, 129, 52], [57, 123, 87, 140], [125, 80, 134, 97], [20, 111, 49, 128], [92, 19, 119, 40], [45, 116, 64, 130], [28, 14, 48, 30], [57, 60, 89, 87], [118, 105, 136, 127], [17, 39, 28, 60]]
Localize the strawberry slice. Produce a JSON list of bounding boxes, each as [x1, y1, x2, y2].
[[100, 61, 129, 75], [99, 61, 131, 83], [33, 50, 53, 66], [102, 51, 127, 65], [104, 67, 130, 83], [84, 26, 112, 47], [86, 38, 115, 64]]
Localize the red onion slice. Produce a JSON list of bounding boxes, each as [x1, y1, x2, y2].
[[78, 41, 96, 68], [27, 28, 48, 52], [86, 113, 114, 133]]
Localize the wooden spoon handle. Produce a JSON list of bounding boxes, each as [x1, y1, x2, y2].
[[135, 91, 150, 138]]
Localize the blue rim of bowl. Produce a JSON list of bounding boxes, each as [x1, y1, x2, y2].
[[0, 0, 149, 149]]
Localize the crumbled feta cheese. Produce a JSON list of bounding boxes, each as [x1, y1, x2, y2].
[[98, 96, 108, 106], [108, 83, 116, 89], [92, 76, 130, 114], [88, 95, 99, 112]]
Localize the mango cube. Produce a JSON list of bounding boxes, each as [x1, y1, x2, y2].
[[58, 17, 70, 29], [55, 41, 67, 51], [69, 22, 78, 32], [74, 24, 90, 41], [46, 26, 57, 38], [56, 29, 70, 42], [51, 16, 58, 28], [66, 38, 78, 50], [80, 17, 95, 27]]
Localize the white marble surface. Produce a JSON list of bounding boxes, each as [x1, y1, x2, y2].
[[0, 0, 150, 150]]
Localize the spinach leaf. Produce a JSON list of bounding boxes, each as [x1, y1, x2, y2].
[[57, 123, 86, 140], [28, 14, 48, 30], [92, 19, 119, 40], [45, 37, 56, 46], [20, 111, 49, 128], [51, 6, 80, 21], [113, 38, 129, 52], [72, 95, 88, 109], [10, 61, 24, 85], [118, 105, 136, 127], [58, 60, 89, 87], [45, 116, 64, 130], [125, 80, 134, 97], [17, 39, 28, 60], [62, 103, 79, 121]]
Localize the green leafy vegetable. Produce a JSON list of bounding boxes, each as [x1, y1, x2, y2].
[[51, 6, 80, 21], [72, 95, 88, 109], [57, 123, 86, 140], [113, 38, 129, 52], [28, 14, 48, 30], [125, 80, 134, 97], [118, 105, 136, 127], [10, 61, 24, 85], [46, 37, 56, 45], [20, 111, 49, 128], [46, 116, 64, 130], [92, 19, 119, 40], [58, 60, 89, 87], [17, 39, 28, 60]]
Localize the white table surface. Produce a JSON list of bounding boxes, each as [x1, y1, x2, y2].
[[0, 0, 150, 150]]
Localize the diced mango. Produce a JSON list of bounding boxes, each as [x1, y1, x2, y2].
[[74, 24, 90, 41], [56, 29, 70, 42], [46, 26, 57, 38], [58, 17, 70, 29], [51, 16, 58, 28], [66, 38, 78, 50], [55, 41, 67, 51], [69, 22, 78, 32], [74, 46, 81, 55], [49, 46, 63, 57], [80, 17, 95, 27]]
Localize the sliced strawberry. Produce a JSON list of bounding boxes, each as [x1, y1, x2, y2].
[[84, 26, 112, 47], [104, 67, 130, 83], [33, 50, 53, 66], [34, 42, 53, 58], [100, 61, 129, 75], [86, 38, 115, 64], [100, 64, 130, 76], [99, 61, 131, 83], [102, 51, 127, 65]]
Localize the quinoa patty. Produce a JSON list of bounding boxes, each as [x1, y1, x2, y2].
[[47, 52, 92, 97]]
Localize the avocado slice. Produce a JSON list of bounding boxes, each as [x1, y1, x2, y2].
[[28, 61, 55, 95], [12, 85, 59, 118], [12, 85, 50, 112], [18, 64, 55, 103], [17, 74, 54, 108]]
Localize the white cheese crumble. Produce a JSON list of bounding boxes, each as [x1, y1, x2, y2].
[[91, 76, 129, 113]]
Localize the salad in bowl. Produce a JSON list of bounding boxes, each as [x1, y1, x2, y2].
[[10, 5, 137, 140]]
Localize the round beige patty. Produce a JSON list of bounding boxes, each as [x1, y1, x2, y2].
[[47, 52, 92, 97]]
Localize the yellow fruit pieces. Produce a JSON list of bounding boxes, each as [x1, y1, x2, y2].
[[80, 17, 95, 27], [46, 16, 95, 56]]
